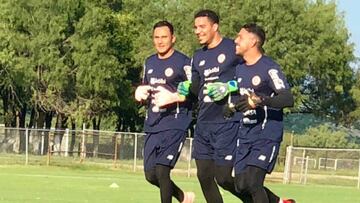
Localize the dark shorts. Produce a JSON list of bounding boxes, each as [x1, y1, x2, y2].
[[234, 139, 280, 174], [143, 129, 186, 171], [192, 122, 239, 166]]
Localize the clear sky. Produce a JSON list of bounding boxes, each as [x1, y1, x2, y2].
[[337, 0, 360, 66]]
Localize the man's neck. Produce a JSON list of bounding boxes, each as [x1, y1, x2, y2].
[[207, 33, 222, 49], [158, 48, 175, 59], [244, 50, 262, 66]]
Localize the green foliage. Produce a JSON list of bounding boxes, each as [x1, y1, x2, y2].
[[0, 0, 359, 131], [349, 70, 360, 127], [123, 0, 357, 127], [0, 0, 136, 129], [295, 124, 359, 148]]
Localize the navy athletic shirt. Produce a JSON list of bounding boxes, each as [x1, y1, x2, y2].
[[192, 38, 242, 123], [142, 50, 192, 133], [236, 55, 290, 142]]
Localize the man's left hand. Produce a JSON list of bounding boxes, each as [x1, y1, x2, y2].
[[153, 86, 185, 107]]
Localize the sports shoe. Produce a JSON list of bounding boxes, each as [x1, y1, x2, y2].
[[182, 192, 195, 203], [283, 199, 296, 203]]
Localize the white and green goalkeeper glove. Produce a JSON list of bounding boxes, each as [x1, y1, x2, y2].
[[206, 80, 238, 101], [177, 80, 191, 96]]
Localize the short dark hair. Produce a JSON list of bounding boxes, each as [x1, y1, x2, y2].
[[153, 20, 174, 35], [242, 23, 266, 49], [194, 9, 219, 24]]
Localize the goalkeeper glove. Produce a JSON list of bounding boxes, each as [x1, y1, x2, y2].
[[153, 86, 185, 107], [135, 85, 152, 102], [206, 80, 238, 101], [177, 81, 191, 96], [223, 92, 264, 119]]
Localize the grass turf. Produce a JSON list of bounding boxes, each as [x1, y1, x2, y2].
[[0, 165, 359, 203]]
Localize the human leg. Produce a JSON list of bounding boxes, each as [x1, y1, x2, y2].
[[196, 159, 223, 203]]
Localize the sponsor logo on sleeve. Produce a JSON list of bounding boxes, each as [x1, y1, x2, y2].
[[183, 65, 192, 80], [268, 69, 285, 90]]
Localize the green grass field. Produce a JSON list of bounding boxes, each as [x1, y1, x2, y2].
[[0, 165, 359, 203]]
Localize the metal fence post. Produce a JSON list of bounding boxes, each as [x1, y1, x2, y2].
[[64, 128, 69, 157], [133, 133, 138, 172], [80, 125, 86, 163], [25, 128, 29, 165], [335, 159, 338, 171], [300, 149, 306, 184], [41, 131, 45, 155], [283, 145, 292, 184], [358, 159, 360, 189], [113, 135, 118, 168], [187, 138, 193, 178], [47, 129, 51, 166], [304, 156, 309, 185]]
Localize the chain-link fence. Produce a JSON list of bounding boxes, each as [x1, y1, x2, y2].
[[0, 126, 196, 176], [6, 126, 360, 188], [283, 146, 360, 188]]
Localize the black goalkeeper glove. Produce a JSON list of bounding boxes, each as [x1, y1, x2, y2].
[[235, 95, 253, 112], [223, 95, 254, 119]]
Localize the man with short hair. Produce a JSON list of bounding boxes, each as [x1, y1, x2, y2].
[[135, 20, 194, 203], [178, 9, 250, 203], [207, 23, 296, 203]]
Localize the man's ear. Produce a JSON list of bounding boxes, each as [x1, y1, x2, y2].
[[212, 23, 219, 32], [250, 35, 258, 48]]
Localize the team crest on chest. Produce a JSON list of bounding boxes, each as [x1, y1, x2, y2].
[[165, 67, 174, 77], [252, 75, 261, 86], [217, 54, 226, 64], [199, 60, 206, 66]]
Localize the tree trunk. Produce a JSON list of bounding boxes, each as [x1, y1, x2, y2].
[[36, 109, 46, 155], [54, 113, 67, 155], [92, 116, 101, 158], [19, 104, 27, 153], [45, 111, 53, 129], [0, 92, 14, 152], [28, 108, 35, 128], [69, 120, 76, 157]]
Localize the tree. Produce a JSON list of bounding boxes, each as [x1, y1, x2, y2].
[[350, 70, 360, 128], [0, 0, 358, 134], [70, 0, 135, 155], [0, 0, 136, 155], [124, 0, 357, 127]]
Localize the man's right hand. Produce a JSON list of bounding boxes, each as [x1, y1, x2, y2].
[[224, 103, 236, 119], [135, 85, 152, 102], [177, 81, 191, 96]]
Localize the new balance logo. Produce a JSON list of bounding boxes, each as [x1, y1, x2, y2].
[[225, 155, 233, 160], [258, 155, 266, 161]]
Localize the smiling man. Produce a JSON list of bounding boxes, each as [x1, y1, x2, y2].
[[135, 20, 194, 203], [177, 9, 249, 203], [205, 23, 296, 203]]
